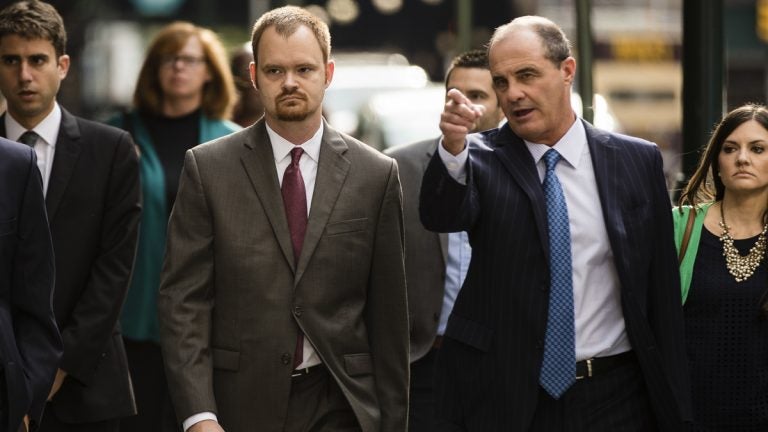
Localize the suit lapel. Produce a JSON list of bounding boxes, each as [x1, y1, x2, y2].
[[45, 109, 82, 221], [584, 121, 629, 272], [0, 111, 82, 221], [295, 122, 351, 283], [491, 126, 549, 254], [0, 110, 82, 222], [423, 139, 449, 262], [239, 121, 297, 271]]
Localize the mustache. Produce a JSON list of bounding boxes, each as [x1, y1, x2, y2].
[[277, 89, 307, 101]]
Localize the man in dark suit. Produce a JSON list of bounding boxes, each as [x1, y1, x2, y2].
[[420, 16, 691, 431], [158, 6, 408, 432], [0, 2, 141, 431], [0, 138, 61, 432], [385, 49, 503, 432]]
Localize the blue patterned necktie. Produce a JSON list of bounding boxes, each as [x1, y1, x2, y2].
[[539, 149, 576, 399]]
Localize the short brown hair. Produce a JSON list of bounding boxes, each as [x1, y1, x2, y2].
[[133, 21, 236, 120], [444, 49, 490, 90], [250, 6, 331, 66], [0, 0, 66, 58]]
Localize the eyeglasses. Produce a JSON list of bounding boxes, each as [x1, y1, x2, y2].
[[160, 55, 207, 68]]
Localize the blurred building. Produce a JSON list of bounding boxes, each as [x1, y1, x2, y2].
[[19, 0, 768, 176], [43, 0, 519, 119]]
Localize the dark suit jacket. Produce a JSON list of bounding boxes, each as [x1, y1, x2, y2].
[[420, 121, 692, 431], [158, 119, 409, 432], [0, 138, 61, 432], [385, 139, 448, 362], [1, 108, 141, 423]]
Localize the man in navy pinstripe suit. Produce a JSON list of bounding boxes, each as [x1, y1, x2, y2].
[[0, 138, 61, 432], [420, 16, 691, 431]]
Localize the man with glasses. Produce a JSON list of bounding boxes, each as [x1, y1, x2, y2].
[[0, 2, 141, 430]]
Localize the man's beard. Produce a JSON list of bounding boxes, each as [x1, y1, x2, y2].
[[274, 89, 319, 122], [276, 105, 311, 122]]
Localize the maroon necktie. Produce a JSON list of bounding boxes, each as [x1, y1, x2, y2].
[[282, 147, 307, 368]]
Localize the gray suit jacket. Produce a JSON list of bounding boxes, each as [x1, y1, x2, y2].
[[158, 119, 409, 432], [386, 139, 448, 362]]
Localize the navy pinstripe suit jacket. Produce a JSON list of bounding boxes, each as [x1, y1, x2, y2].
[[419, 120, 692, 431]]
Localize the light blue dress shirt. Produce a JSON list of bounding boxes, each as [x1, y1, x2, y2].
[[438, 231, 471, 335]]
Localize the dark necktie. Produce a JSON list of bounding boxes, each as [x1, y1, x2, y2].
[[282, 147, 307, 368], [18, 130, 39, 148], [538, 149, 576, 399]]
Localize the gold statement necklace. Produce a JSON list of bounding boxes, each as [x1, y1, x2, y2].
[[719, 203, 768, 282]]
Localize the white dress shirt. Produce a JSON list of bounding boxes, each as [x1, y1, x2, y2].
[[5, 103, 62, 196], [438, 119, 631, 361], [184, 122, 324, 432], [267, 122, 323, 370]]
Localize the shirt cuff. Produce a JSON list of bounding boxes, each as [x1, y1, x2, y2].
[[183, 412, 218, 432], [437, 138, 468, 185]]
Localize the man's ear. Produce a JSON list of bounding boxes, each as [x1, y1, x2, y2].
[[561, 56, 576, 85], [324, 60, 334, 88], [249, 61, 259, 90], [57, 54, 70, 80]]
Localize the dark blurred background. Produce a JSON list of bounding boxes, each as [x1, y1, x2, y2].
[[2, 0, 767, 185]]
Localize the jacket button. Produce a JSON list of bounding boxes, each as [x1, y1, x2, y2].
[[294, 306, 303, 317], [281, 353, 291, 365]]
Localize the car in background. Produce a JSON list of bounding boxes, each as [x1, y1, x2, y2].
[[325, 52, 430, 137], [356, 84, 445, 151], [326, 51, 621, 151]]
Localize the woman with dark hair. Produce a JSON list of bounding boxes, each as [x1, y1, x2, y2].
[[230, 43, 264, 127], [108, 21, 240, 431], [675, 103, 768, 431]]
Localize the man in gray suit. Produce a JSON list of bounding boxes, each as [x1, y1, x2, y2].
[[385, 49, 503, 432], [158, 6, 409, 432]]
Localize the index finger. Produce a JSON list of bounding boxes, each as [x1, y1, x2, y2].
[[446, 88, 486, 120], [446, 88, 471, 106]]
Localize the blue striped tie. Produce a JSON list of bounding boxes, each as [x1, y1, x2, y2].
[[539, 149, 576, 399]]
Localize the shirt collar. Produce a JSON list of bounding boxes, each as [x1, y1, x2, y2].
[[524, 117, 586, 169], [6, 102, 61, 148], [266, 122, 323, 164]]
